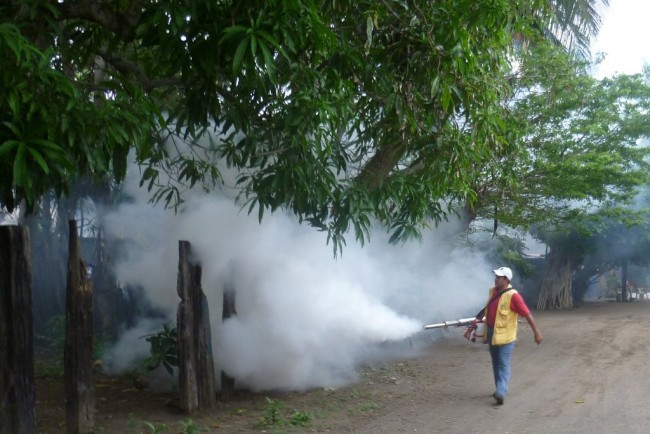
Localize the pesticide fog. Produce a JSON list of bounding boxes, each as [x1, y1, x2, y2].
[[101, 173, 493, 391]]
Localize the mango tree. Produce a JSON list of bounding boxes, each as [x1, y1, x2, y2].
[[3, 0, 612, 255]]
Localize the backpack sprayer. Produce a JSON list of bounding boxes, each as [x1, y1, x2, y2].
[[424, 317, 487, 343]]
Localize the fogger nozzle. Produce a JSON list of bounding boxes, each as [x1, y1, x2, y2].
[[423, 317, 477, 330]]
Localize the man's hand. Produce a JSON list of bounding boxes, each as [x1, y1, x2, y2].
[[524, 314, 543, 345]]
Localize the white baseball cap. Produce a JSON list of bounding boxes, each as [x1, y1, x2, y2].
[[493, 267, 513, 281]]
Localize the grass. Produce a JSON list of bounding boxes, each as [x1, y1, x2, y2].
[[142, 420, 168, 433], [360, 402, 379, 412], [140, 419, 205, 433], [35, 356, 413, 433], [254, 397, 314, 430]]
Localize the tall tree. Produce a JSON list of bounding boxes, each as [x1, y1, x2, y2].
[[1, 0, 570, 254], [457, 40, 650, 309], [543, 0, 610, 58], [577, 210, 650, 301], [532, 207, 650, 309], [466, 42, 650, 229]]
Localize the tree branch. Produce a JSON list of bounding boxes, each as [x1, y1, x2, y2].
[[99, 48, 180, 91], [355, 140, 407, 190], [57, 0, 145, 41]]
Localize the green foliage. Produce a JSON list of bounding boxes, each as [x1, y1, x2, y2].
[[532, 205, 650, 309], [470, 40, 650, 232], [0, 0, 559, 253], [359, 402, 379, 412], [142, 324, 178, 376], [178, 419, 206, 434], [493, 235, 536, 278], [255, 397, 314, 428], [140, 419, 204, 434], [543, 0, 610, 58], [0, 21, 157, 211], [141, 421, 168, 434], [584, 210, 650, 269], [289, 410, 313, 427], [261, 397, 284, 428]]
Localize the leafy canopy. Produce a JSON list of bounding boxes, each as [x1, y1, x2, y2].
[[2, 0, 560, 253], [467, 41, 650, 231]]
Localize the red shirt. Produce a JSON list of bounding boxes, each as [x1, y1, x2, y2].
[[485, 289, 530, 327]]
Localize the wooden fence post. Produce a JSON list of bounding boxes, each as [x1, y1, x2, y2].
[[177, 240, 216, 412], [64, 220, 95, 434], [0, 225, 37, 434]]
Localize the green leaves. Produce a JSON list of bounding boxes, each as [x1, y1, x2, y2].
[[1, 0, 598, 253], [475, 40, 650, 233], [142, 324, 178, 376], [219, 10, 284, 82], [0, 23, 77, 206]]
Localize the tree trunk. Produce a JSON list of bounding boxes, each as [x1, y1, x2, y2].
[[221, 283, 237, 398], [537, 246, 575, 310], [177, 241, 216, 412], [64, 220, 95, 434], [620, 261, 629, 302], [0, 225, 37, 434]]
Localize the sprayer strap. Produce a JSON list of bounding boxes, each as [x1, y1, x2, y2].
[[475, 288, 512, 319]]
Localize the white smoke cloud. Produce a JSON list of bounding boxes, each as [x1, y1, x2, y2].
[[103, 317, 164, 372], [101, 167, 494, 391]]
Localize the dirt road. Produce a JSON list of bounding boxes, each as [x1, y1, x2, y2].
[[357, 301, 650, 434], [37, 301, 650, 433]]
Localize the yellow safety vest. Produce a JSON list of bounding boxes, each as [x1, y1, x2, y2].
[[486, 286, 519, 346]]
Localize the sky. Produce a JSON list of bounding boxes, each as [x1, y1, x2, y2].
[[591, 0, 650, 78]]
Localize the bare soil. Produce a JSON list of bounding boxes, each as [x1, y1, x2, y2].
[[36, 300, 650, 433]]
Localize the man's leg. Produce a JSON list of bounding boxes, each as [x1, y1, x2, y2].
[[487, 328, 497, 388], [489, 343, 499, 390], [491, 342, 515, 404]]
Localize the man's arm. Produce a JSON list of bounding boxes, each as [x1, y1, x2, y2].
[[523, 314, 543, 345], [510, 293, 543, 345]]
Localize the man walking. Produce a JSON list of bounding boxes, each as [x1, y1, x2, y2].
[[478, 266, 543, 405]]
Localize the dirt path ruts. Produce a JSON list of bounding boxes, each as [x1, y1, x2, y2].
[[357, 301, 650, 434], [36, 301, 650, 433]]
